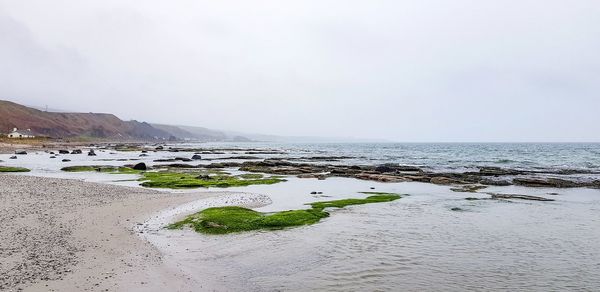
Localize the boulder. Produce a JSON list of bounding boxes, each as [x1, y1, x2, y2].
[[9, 156, 17, 159], [62, 159, 71, 162], [50, 156, 56, 159], [71, 149, 83, 154], [192, 154, 202, 160], [15, 150, 27, 155], [132, 162, 147, 171], [155, 146, 164, 150], [88, 150, 97, 156], [58, 150, 70, 154]]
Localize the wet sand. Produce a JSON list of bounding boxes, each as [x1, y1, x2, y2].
[[0, 174, 267, 291]]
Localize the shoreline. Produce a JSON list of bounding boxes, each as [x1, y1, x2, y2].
[[0, 174, 267, 292]]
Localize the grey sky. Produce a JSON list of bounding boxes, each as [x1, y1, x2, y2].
[[1, 0, 599, 142]]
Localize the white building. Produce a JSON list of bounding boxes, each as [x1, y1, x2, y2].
[[7, 128, 36, 139]]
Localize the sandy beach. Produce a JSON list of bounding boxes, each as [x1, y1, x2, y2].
[[0, 174, 250, 292]]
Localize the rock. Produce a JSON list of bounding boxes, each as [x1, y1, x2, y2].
[[49, 152, 55, 155], [62, 159, 71, 162], [310, 191, 317, 194], [479, 178, 512, 186], [375, 165, 396, 173], [512, 177, 581, 188], [9, 156, 17, 159], [15, 150, 27, 155], [196, 174, 211, 180], [355, 173, 408, 182], [132, 163, 147, 171], [87, 150, 97, 156], [141, 150, 148, 153], [430, 177, 457, 185], [50, 156, 56, 159], [191, 154, 202, 160], [71, 149, 82, 154], [488, 193, 555, 201], [139, 154, 149, 157], [58, 150, 70, 154], [450, 207, 464, 211], [477, 167, 523, 176], [450, 185, 487, 193], [155, 146, 164, 150]]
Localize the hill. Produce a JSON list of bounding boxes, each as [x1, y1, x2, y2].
[[0, 100, 173, 140]]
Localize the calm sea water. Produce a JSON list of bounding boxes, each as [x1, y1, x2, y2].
[[3, 142, 600, 290], [199, 142, 600, 172]]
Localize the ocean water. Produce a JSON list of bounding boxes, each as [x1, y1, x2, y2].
[[3, 142, 600, 290], [196, 142, 600, 172]]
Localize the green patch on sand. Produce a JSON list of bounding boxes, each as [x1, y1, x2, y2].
[[139, 171, 284, 189], [61, 165, 141, 174], [0, 166, 31, 172], [168, 194, 402, 234]]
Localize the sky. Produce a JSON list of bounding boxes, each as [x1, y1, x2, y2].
[[1, 0, 599, 142]]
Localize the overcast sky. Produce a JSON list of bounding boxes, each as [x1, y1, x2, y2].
[[1, 1, 599, 142]]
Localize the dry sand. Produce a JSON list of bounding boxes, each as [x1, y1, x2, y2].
[[0, 174, 240, 291]]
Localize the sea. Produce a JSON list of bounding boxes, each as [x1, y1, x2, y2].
[[2, 142, 600, 291]]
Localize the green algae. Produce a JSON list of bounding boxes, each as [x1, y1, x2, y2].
[[139, 171, 284, 189], [60, 165, 141, 174], [168, 194, 402, 234], [0, 166, 31, 172]]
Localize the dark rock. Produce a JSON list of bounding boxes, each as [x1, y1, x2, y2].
[[450, 185, 487, 193], [512, 177, 581, 188], [430, 177, 458, 185], [139, 154, 149, 157], [310, 191, 317, 194], [15, 150, 27, 155], [489, 193, 555, 201], [375, 165, 396, 173], [50, 156, 56, 159], [133, 163, 147, 171], [450, 207, 464, 211], [479, 178, 512, 186], [58, 150, 70, 154], [49, 152, 55, 155], [155, 146, 164, 150], [141, 150, 148, 153], [196, 174, 211, 180], [9, 156, 17, 159], [87, 150, 97, 156], [62, 159, 71, 162], [192, 154, 202, 160], [71, 149, 83, 154], [476, 167, 523, 176]]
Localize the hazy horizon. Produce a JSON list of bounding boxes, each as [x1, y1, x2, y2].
[[1, 1, 599, 142]]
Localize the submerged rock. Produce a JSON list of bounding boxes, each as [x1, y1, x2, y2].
[[62, 159, 71, 162], [71, 149, 83, 154], [489, 193, 555, 201], [58, 150, 70, 154], [450, 185, 487, 193]]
